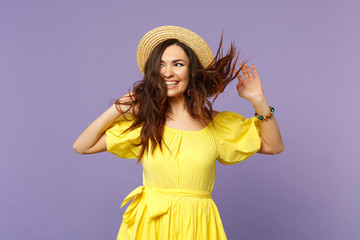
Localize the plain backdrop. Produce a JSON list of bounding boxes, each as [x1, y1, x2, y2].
[[1, 0, 359, 239]]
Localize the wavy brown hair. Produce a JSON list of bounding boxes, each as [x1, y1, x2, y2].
[[115, 36, 245, 163]]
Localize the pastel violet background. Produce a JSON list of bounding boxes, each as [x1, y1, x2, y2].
[[1, 0, 359, 239]]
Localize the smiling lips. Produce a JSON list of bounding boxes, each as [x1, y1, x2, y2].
[[165, 81, 180, 88]]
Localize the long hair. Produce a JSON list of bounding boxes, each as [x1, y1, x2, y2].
[[115, 36, 245, 163]]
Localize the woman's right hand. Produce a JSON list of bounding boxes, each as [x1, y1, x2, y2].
[[72, 93, 134, 154], [116, 92, 138, 114]]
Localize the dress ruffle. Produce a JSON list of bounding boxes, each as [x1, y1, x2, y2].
[[210, 111, 261, 164]]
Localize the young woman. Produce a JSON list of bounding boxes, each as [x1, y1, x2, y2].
[[73, 26, 284, 239]]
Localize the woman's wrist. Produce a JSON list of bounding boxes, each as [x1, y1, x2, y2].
[[110, 103, 124, 117], [249, 95, 267, 107], [250, 96, 272, 116]]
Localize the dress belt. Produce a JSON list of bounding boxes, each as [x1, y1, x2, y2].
[[120, 186, 212, 224]]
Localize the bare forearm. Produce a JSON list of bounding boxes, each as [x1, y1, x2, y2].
[[73, 104, 121, 154], [250, 96, 284, 154]]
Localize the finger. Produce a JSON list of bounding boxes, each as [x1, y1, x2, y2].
[[236, 81, 244, 92], [235, 67, 244, 83], [251, 64, 260, 79], [236, 64, 244, 73], [236, 83, 245, 97], [234, 67, 244, 80], [239, 64, 247, 71], [235, 70, 245, 83], [245, 63, 254, 79], [241, 64, 251, 79], [236, 81, 242, 89]]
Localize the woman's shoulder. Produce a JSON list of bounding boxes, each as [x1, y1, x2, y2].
[[211, 110, 245, 120], [209, 111, 253, 130]]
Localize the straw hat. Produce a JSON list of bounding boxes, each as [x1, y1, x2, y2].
[[137, 26, 214, 75]]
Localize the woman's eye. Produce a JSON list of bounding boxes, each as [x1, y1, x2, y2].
[[175, 63, 184, 66]]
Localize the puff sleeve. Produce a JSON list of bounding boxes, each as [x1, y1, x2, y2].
[[105, 114, 141, 159], [211, 111, 261, 165]]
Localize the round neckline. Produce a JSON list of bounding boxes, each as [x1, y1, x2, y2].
[[164, 124, 209, 133], [164, 112, 221, 133]]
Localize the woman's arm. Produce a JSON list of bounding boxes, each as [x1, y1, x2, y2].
[[236, 63, 284, 154], [72, 94, 133, 154], [250, 97, 284, 154]]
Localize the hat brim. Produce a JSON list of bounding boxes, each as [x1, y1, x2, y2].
[[137, 26, 214, 75]]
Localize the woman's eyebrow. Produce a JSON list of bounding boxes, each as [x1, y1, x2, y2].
[[160, 59, 186, 63]]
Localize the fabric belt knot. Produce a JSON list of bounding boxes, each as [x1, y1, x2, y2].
[[121, 186, 169, 224], [120, 186, 212, 225]]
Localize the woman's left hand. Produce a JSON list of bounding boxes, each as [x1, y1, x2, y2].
[[235, 63, 265, 103]]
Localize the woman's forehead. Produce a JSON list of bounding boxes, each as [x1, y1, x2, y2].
[[161, 45, 189, 62]]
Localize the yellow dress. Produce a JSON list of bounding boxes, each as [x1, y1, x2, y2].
[[106, 111, 261, 240]]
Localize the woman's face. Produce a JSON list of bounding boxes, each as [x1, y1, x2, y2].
[[160, 44, 190, 99]]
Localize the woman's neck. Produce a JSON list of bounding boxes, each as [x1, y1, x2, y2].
[[168, 95, 187, 117]]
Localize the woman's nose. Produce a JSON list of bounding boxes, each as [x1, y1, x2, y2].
[[162, 66, 174, 78]]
